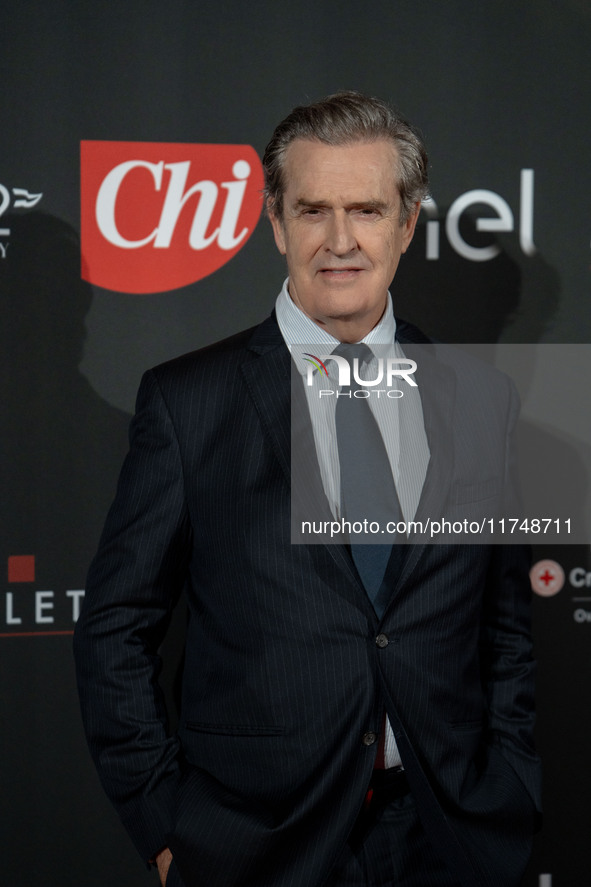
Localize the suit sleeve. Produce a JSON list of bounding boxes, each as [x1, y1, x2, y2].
[[73, 368, 191, 861], [480, 380, 542, 812]]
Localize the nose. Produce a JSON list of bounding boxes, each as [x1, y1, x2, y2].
[[324, 211, 357, 255]]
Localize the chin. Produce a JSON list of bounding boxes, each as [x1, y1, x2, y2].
[[325, 300, 377, 322]]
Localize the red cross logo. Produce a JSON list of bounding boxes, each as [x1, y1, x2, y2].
[[530, 560, 565, 597]]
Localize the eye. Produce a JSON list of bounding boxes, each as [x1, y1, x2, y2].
[[299, 207, 326, 221], [359, 207, 379, 217], [301, 207, 324, 217]]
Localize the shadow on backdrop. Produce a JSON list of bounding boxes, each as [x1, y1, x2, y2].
[[0, 212, 152, 887], [393, 210, 560, 344]]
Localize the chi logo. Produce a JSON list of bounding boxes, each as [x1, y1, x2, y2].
[[80, 141, 264, 293]]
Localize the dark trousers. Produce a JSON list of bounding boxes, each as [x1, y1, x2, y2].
[[327, 790, 462, 887], [165, 789, 462, 887]]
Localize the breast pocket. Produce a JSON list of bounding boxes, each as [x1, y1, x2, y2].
[[449, 478, 499, 505]]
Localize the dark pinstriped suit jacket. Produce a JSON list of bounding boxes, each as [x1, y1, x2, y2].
[[74, 313, 541, 887]]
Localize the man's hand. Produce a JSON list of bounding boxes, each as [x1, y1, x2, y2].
[[155, 847, 173, 886]]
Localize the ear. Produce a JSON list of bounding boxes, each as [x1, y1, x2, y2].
[[400, 201, 421, 253], [267, 199, 287, 255]]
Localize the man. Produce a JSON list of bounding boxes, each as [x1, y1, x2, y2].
[[74, 92, 541, 887]]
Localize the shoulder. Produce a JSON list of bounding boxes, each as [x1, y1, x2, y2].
[[147, 313, 282, 385], [133, 314, 286, 419], [152, 324, 259, 381], [395, 317, 432, 345], [396, 318, 515, 398]]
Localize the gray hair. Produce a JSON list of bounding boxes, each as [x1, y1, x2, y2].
[[263, 91, 429, 223]]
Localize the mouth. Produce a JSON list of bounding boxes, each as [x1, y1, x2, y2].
[[319, 267, 364, 278]]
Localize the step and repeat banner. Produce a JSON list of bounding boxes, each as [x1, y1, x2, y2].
[[1, 3, 589, 885]]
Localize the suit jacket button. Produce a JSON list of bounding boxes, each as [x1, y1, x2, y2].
[[376, 633, 389, 648], [362, 732, 378, 746]]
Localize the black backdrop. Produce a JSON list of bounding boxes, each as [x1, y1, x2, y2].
[[1, 3, 590, 885]]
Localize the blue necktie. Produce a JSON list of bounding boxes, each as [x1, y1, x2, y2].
[[334, 343, 405, 604]]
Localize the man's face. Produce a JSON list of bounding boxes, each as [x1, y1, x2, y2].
[[269, 138, 420, 341]]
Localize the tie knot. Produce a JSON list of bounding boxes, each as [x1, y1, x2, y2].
[[333, 342, 374, 368]]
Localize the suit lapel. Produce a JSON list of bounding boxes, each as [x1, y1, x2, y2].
[[411, 345, 457, 528], [241, 315, 362, 592], [240, 315, 292, 485], [374, 334, 458, 620]]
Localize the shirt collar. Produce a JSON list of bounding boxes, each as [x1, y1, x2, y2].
[[275, 278, 397, 377]]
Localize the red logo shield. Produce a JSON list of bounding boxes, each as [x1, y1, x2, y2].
[[81, 141, 264, 294]]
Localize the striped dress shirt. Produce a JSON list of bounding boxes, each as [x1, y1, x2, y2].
[[275, 279, 430, 768]]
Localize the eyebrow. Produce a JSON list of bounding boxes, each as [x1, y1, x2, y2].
[[293, 198, 390, 211]]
